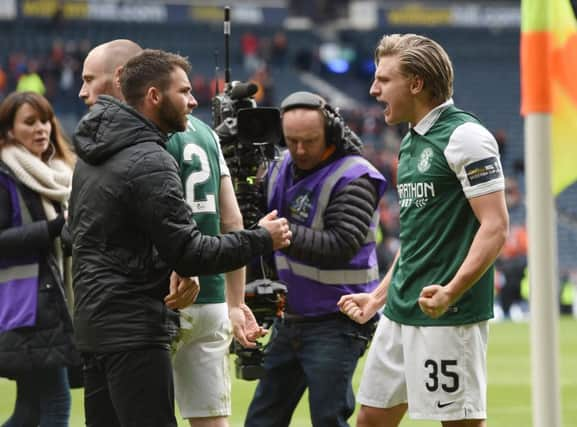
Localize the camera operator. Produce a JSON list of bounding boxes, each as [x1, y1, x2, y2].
[[244, 92, 387, 427]]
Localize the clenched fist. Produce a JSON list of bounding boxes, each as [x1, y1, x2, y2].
[[258, 209, 292, 250]]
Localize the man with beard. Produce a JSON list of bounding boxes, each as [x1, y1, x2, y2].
[[79, 39, 268, 427], [69, 49, 291, 427]]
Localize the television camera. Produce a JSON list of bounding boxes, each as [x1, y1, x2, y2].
[[212, 6, 287, 380], [212, 82, 281, 227], [230, 279, 287, 381]]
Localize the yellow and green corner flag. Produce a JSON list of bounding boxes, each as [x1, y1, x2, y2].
[[521, 0, 577, 194]]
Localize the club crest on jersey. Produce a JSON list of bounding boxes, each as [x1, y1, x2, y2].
[[289, 191, 313, 223], [417, 148, 434, 173]]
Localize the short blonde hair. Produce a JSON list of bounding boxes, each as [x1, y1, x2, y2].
[[375, 33, 454, 103]]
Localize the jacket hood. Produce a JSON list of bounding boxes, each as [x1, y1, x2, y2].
[[73, 95, 167, 164]]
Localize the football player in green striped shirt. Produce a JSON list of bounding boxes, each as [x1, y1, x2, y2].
[[168, 115, 267, 427], [339, 33, 509, 427]]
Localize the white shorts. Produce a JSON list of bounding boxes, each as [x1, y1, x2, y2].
[[358, 316, 488, 421], [172, 303, 233, 419]]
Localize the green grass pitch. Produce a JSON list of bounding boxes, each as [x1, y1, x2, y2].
[[1, 317, 576, 426]]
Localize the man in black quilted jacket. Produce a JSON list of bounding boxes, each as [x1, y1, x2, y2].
[[68, 49, 291, 427]]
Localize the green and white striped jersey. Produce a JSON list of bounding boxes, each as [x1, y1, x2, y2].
[[166, 115, 230, 304]]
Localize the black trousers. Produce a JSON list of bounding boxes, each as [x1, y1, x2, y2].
[[82, 347, 176, 427]]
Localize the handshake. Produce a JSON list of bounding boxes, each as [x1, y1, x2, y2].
[[256, 209, 291, 250], [165, 209, 292, 310]]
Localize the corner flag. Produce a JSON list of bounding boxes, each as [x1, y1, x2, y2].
[[521, 0, 577, 194]]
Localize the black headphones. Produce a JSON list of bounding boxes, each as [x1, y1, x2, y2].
[[279, 91, 359, 153]]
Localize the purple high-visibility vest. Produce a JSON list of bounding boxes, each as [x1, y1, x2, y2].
[[0, 174, 39, 332], [267, 152, 386, 316]]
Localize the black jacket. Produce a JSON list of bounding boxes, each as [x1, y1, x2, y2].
[[70, 96, 273, 352], [0, 163, 79, 376]]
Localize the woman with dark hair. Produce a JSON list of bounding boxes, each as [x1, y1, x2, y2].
[[0, 91, 78, 427]]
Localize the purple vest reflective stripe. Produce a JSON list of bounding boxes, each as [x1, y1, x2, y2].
[[0, 173, 39, 332], [267, 152, 387, 316]]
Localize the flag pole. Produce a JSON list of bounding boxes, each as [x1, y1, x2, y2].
[[524, 113, 561, 427]]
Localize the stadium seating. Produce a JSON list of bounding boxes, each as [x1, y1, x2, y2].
[[0, 19, 575, 271]]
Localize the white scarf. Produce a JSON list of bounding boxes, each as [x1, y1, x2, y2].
[[1, 144, 72, 220]]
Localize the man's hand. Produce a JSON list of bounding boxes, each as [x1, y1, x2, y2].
[[164, 272, 200, 310], [338, 293, 380, 324], [418, 285, 452, 319], [229, 304, 268, 349], [258, 210, 292, 250]]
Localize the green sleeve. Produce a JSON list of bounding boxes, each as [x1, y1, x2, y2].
[[166, 134, 184, 163]]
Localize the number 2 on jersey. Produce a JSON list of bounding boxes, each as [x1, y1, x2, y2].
[[183, 144, 216, 214]]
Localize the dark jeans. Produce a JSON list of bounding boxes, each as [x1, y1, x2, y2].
[[2, 367, 70, 427], [245, 313, 375, 427], [82, 347, 176, 427]]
